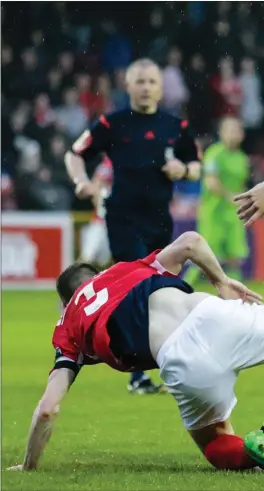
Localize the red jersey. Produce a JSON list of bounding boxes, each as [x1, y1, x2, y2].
[[52, 251, 174, 374]]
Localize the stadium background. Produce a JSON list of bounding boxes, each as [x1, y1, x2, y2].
[[2, 1, 264, 285], [2, 3, 264, 490]]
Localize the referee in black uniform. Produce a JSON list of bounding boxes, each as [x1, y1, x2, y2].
[[65, 58, 201, 394]]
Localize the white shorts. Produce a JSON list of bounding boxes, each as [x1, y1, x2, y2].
[[80, 221, 111, 267], [157, 296, 264, 430]]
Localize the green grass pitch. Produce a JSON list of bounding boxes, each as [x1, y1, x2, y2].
[[2, 283, 264, 491]]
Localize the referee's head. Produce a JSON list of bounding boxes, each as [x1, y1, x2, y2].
[[126, 58, 162, 114]]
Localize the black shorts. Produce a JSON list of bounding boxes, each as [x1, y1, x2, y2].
[[107, 275, 193, 371], [105, 209, 173, 262]]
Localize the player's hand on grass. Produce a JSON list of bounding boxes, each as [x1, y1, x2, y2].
[[7, 462, 38, 471], [162, 159, 186, 181], [7, 464, 24, 471], [216, 277, 263, 304], [234, 182, 264, 227], [75, 180, 96, 200]]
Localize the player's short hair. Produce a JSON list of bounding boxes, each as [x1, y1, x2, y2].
[[56, 262, 99, 305], [125, 58, 161, 83]]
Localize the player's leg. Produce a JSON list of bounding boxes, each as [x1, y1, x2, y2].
[[222, 299, 264, 466], [189, 420, 258, 470], [157, 296, 264, 469], [225, 212, 249, 280], [162, 359, 263, 470], [159, 355, 257, 469]]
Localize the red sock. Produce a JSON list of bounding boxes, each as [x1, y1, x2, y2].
[[205, 434, 255, 470]]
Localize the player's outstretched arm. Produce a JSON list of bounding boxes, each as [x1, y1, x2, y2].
[[234, 181, 264, 227], [157, 232, 226, 281], [156, 232, 262, 302], [8, 368, 75, 471]]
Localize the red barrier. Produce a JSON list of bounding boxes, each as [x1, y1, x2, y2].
[[253, 219, 264, 280]]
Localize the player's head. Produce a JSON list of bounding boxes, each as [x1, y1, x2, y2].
[[56, 262, 99, 306], [125, 58, 162, 113], [219, 117, 244, 149]]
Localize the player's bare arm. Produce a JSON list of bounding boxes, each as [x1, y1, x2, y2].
[[8, 368, 75, 471], [234, 181, 264, 227], [156, 231, 262, 303]]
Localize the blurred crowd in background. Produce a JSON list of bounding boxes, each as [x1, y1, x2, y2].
[[2, 1, 264, 212]]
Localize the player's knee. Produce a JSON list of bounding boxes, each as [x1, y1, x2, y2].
[[173, 231, 201, 252]]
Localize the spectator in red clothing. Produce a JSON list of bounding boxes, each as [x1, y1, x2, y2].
[[77, 73, 113, 120], [210, 57, 242, 121]]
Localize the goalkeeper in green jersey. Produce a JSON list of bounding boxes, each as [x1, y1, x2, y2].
[[185, 117, 250, 286]]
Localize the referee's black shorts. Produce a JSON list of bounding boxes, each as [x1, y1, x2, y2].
[[105, 209, 173, 262]]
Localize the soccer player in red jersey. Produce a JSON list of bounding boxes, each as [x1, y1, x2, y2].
[[8, 232, 264, 472]]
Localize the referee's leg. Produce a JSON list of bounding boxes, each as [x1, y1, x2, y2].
[[105, 212, 163, 393]]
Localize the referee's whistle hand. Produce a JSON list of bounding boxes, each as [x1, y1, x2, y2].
[[187, 161, 201, 181], [161, 159, 186, 181]]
